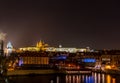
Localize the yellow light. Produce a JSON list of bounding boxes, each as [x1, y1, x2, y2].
[[105, 65, 111, 69]]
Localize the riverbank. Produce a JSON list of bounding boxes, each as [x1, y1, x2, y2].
[[7, 69, 55, 76], [6, 68, 92, 76]]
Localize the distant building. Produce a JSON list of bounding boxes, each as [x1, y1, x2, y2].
[[19, 40, 48, 52], [46, 47, 87, 53], [18, 51, 49, 68], [19, 40, 93, 53], [5, 41, 14, 56]]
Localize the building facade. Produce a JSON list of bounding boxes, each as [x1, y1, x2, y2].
[[18, 52, 49, 69]]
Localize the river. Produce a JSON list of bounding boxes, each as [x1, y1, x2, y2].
[[1, 72, 120, 83]]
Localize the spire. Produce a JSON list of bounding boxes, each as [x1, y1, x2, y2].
[[6, 41, 13, 56], [36, 42, 39, 47], [36, 40, 43, 48], [7, 41, 13, 49]]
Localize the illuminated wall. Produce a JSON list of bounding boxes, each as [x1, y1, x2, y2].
[[23, 57, 49, 64], [20, 56, 49, 65], [46, 47, 87, 53], [19, 42, 87, 53]]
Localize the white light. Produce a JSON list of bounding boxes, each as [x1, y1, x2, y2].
[[59, 45, 62, 48]]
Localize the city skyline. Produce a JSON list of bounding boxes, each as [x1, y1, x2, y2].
[[0, 1, 120, 49]]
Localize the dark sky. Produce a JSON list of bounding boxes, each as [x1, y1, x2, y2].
[[0, 0, 120, 49]]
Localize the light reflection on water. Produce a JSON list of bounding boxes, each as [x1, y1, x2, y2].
[[1, 72, 119, 83], [64, 73, 117, 83]]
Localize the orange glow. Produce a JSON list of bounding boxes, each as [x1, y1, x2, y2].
[[68, 64, 71, 67], [112, 78, 116, 83], [105, 65, 111, 69], [107, 75, 111, 83]]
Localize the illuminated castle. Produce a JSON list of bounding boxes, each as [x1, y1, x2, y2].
[[19, 40, 87, 53], [36, 40, 48, 48], [19, 40, 49, 51]]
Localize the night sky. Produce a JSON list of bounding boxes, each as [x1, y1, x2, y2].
[[0, 0, 120, 49]]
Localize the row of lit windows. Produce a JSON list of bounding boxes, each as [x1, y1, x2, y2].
[[22, 57, 49, 64]]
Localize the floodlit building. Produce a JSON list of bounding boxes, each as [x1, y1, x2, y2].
[[19, 41, 88, 53], [46, 47, 87, 53], [6, 42, 13, 54], [19, 41, 48, 52], [4, 41, 15, 56], [18, 51, 49, 68]]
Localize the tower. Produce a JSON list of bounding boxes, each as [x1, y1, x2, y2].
[[0, 40, 4, 56], [6, 42, 13, 56], [36, 40, 44, 48], [0, 32, 6, 56]]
